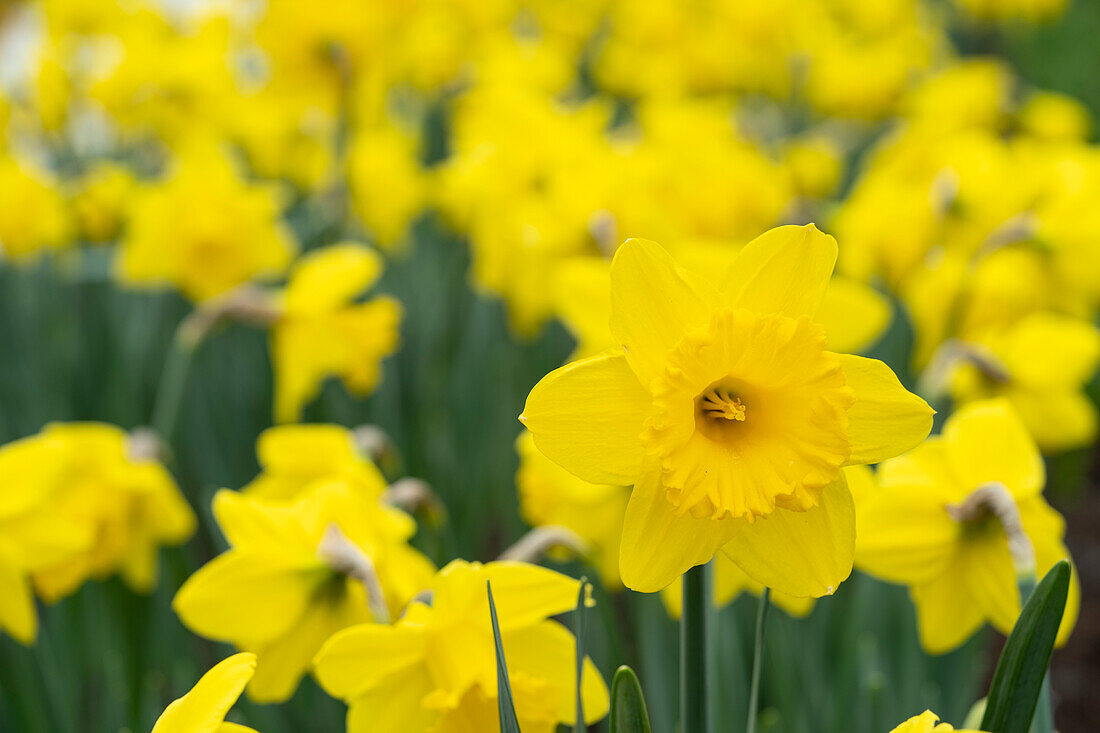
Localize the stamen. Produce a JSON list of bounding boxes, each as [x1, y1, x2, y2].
[[701, 389, 747, 422]]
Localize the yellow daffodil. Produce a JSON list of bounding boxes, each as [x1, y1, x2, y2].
[[522, 225, 933, 595], [948, 313, 1100, 452], [1, 423, 195, 602], [174, 481, 434, 702], [856, 399, 1080, 653], [1018, 91, 1091, 142], [151, 653, 259, 733], [313, 559, 609, 733], [271, 243, 402, 423], [118, 142, 296, 302], [0, 436, 95, 644], [890, 710, 986, 733], [0, 155, 71, 261], [516, 431, 629, 589], [241, 424, 388, 504]]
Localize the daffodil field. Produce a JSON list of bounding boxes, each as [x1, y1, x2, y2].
[[1, 0, 1099, 732]]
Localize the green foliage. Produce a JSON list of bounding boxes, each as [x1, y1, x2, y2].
[[609, 666, 652, 733], [980, 561, 1071, 733], [575, 580, 589, 733], [488, 580, 523, 733]]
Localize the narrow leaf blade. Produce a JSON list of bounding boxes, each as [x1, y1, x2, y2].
[[980, 561, 1071, 733], [488, 580, 522, 733], [610, 665, 653, 733], [574, 579, 588, 733]]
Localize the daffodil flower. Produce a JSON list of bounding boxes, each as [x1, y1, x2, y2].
[[889, 710, 986, 733], [856, 399, 1080, 653], [151, 653, 259, 733], [313, 560, 609, 733], [0, 423, 195, 605], [271, 243, 402, 423], [241, 424, 389, 504], [949, 312, 1100, 452], [173, 482, 434, 702], [522, 225, 932, 594]]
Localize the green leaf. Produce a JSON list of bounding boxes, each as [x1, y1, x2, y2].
[[574, 579, 588, 733], [609, 666, 653, 733], [980, 560, 1071, 733], [487, 580, 522, 733]]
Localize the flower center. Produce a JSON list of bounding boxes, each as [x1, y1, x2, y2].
[[699, 388, 746, 422]]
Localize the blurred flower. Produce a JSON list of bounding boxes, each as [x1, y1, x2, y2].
[[0, 435, 94, 644], [118, 143, 296, 302], [174, 482, 434, 702], [889, 710, 985, 733], [347, 125, 426, 251], [69, 161, 134, 243], [151, 653, 258, 733], [516, 430, 628, 589], [1018, 91, 1092, 142], [313, 559, 609, 733], [856, 399, 1079, 653], [242, 424, 389, 504], [948, 312, 1100, 452], [0, 155, 71, 260], [271, 243, 402, 423], [522, 225, 932, 594], [4, 423, 195, 602]]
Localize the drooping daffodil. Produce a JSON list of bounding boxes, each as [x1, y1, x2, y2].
[[522, 225, 933, 595], [271, 243, 402, 423], [313, 560, 609, 733], [173, 481, 434, 702], [856, 399, 1079, 653]]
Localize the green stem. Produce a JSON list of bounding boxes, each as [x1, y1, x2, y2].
[[681, 563, 709, 733], [747, 588, 771, 733], [149, 317, 205, 444]]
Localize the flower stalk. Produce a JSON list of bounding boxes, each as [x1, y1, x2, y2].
[[747, 587, 771, 733], [680, 562, 709, 733]]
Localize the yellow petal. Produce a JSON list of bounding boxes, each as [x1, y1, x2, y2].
[[247, 591, 365, 703], [1008, 388, 1098, 454], [609, 238, 719, 385], [942, 399, 1043, 499], [552, 256, 614, 360], [173, 551, 324, 647], [1000, 312, 1100, 388], [856, 443, 960, 585], [816, 277, 892, 354], [911, 555, 986, 655], [722, 224, 837, 320], [521, 352, 650, 485], [722, 475, 855, 598], [255, 424, 360, 476], [345, 669, 438, 733], [313, 622, 427, 700], [838, 354, 934, 465], [284, 243, 383, 315], [503, 620, 610, 726], [212, 490, 315, 557], [216, 723, 260, 733], [0, 558, 36, 644], [618, 461, 738, 593], [152, 653, 256, 733], [482, 562, 586, 630]]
